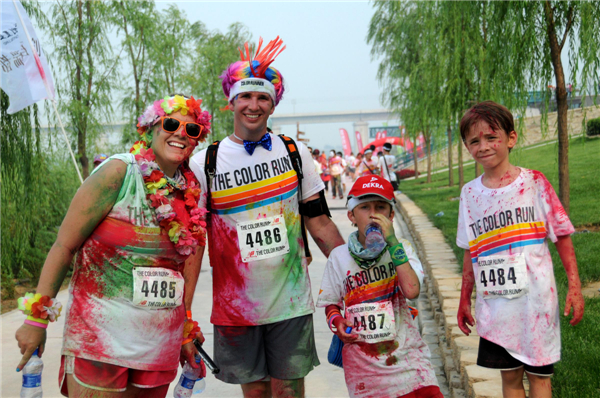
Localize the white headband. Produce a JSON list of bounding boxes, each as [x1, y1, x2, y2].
[[347, 196, 394, 211], [364, 148, 373, 154], [229, 78, 276, 103]]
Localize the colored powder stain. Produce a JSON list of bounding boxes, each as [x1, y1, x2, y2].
[[209, 216, 256, 323], [357, 340, 399, 358], [385, 355, 398, 366]]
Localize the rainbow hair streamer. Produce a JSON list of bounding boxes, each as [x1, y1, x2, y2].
[[220, 37, 286, 106]]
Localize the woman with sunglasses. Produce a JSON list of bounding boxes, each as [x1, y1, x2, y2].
[[15, 95, 211, 397]]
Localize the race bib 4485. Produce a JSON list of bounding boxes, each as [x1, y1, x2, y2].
[[132, 267, 184, 308]]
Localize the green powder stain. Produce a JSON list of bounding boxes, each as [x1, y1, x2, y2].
[[385, 355, 398, 366]]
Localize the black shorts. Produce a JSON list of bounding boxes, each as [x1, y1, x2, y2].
[[477, 337, 554, 376], [213, 314, 320, 384]]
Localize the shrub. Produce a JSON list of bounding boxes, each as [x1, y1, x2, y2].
[[396, 169, 419, 180], [587, 118, 600, 137]]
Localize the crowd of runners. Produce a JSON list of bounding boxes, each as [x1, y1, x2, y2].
[[14, 37, 583, 398], [308, 142, 400, 201]]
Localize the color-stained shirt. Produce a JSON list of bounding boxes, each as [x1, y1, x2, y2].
[[62, 154, 187, 371], [189, 134, 324, 326], [317, 242, 438, 398], [456, 168, 574, 366], [355, 159, 380, 177]]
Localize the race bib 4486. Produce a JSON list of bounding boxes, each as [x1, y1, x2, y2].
[[236, 215, 290, 262]]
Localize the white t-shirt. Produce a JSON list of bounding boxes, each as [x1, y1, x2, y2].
[[456, 168, 574, 366], [317, 242, 438, 398], [378, 154, 397, 182], [189, 134, 325, 326]]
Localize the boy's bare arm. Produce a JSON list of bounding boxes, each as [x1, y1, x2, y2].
[[555, 235, 584, 325], [457, 250, 476, 335]]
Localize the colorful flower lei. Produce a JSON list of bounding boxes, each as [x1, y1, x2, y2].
[[18, 293, 63, 327], [136, 95, 211, 143], [130, 144, 208, 256]]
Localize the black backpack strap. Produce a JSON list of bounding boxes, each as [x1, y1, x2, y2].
[[278, 134, 311, 259], [204, 140, 221, 224]]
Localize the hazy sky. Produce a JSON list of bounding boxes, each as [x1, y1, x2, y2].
[[157, 1, 399, 152]]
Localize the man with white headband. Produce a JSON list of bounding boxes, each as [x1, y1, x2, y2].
[[189, 37, 344, 398], [355, 144, 380, 177]]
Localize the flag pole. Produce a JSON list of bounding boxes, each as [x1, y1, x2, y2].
[[11, 0, 84, 184]]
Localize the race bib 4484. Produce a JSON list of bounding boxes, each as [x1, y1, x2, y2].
[[476, 254, 529, 300]]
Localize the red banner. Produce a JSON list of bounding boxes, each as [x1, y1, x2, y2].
[[375, 131, 382, 140], [355, 131, 364, 152], [339, 128, 352, 156]]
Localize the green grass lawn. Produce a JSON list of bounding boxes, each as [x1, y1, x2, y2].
[[399, 136, 600, 397]]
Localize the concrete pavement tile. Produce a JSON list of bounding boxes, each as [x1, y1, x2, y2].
[[471, 380, 504, 398], [465, 364, 502, 383]]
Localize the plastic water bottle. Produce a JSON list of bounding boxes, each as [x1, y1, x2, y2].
[[364, 223, 387, 255], [193, 377, 206, 394], [174, 355, 203, 398], [21, 348, 43, 398]]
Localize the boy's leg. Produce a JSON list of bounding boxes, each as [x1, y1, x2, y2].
[[526, 374, 552, 398], [524, 364, 554, 398], [500, 368, 526, 398]]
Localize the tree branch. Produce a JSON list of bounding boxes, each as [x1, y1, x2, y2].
[[559, 5, 574, 52]]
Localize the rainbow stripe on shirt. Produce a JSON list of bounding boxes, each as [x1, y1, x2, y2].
[[211, 169, 298, 214], [343, 263, 399, 307], [469, 221, 547, 263]]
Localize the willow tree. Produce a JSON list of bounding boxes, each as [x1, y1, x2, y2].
[[112, 0, 157, 142], [368, 1, 445, 182], [484, 1, 600, 214], [186, 22, 250, 141], [47, 0, 119, 177], [149, 4, 189, 96]]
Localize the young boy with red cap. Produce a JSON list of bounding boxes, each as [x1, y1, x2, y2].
[[317, 175, 442, 398]]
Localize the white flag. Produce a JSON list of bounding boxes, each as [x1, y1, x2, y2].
[[0, 0, 55, 114]]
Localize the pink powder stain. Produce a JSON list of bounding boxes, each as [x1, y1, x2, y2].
[[208, 216, 258, 324]]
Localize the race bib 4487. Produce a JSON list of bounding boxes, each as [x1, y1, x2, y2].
[[345, 301, 396, 344]]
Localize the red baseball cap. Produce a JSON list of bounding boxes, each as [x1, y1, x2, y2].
[[347, 175, 395, 210]]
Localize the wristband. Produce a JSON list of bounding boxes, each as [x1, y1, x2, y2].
[[18, 293, 62, 323], [328, 313, 342, 332], [186, 310, 192, 320], [24, 318, 49, 329], [388, 243, 409, 265], [181, 338, 194, 346]]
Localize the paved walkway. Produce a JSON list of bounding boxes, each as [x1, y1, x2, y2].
[[2, 194, 451, 397]]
